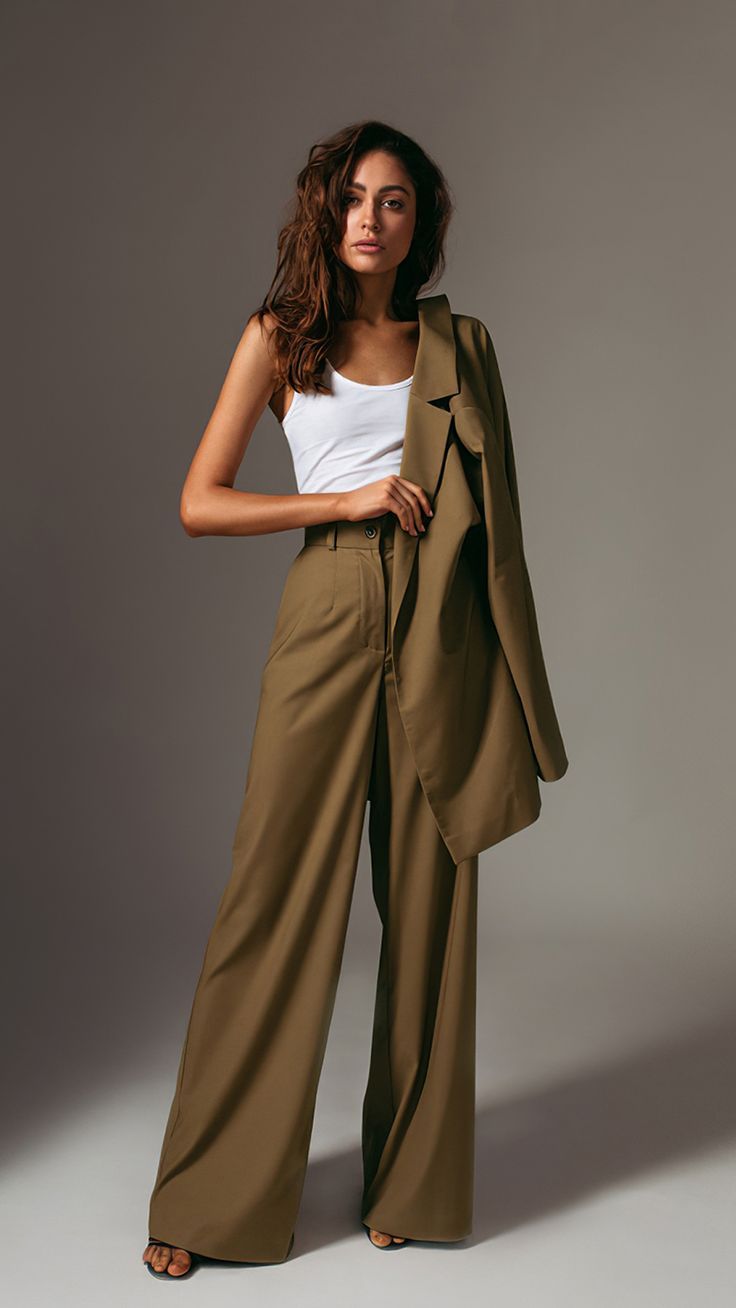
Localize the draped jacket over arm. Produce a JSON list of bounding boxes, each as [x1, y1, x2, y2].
[[389, 293, 569, 864]]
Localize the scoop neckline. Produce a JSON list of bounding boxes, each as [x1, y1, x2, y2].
[[325, 359, 414, 390]]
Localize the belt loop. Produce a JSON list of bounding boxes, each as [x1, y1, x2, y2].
[[327, 522, 337, 550]]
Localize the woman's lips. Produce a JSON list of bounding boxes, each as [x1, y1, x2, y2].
[[355, 242, 383, 252]]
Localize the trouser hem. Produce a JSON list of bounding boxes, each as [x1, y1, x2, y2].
[[360, 1216, 473, 1243], [146, 1227, 294, 1265]]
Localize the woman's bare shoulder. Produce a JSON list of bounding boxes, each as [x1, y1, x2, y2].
[[239, 308, 280, 359], [241, 310, 292, 420]]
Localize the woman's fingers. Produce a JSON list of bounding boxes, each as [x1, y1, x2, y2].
[[400, 477, 433, 521], [389, 478, 432, 534], [386, 487, 424, 534]]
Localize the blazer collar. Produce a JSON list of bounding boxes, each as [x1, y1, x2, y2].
[[411, 292, 459, 400], [390, 292, 460, 640]]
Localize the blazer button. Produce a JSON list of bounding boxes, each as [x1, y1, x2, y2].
[[364, 524, 377, 538]]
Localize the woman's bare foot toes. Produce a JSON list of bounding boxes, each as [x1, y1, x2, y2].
[[143, 1241, 192, 1275], [369, 1228, 405, 1246]]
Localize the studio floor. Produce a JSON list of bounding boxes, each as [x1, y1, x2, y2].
[[4, 923, 734, 1308]]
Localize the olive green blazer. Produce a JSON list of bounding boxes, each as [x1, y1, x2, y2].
[[390, 293, 569, 863]]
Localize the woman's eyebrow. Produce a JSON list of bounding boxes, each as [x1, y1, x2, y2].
[[345, 182, 412, 197]]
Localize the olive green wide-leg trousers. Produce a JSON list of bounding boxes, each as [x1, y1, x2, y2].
[[147, 513, 479, 1263]]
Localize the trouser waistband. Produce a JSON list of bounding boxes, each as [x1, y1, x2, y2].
[[304, 513, 395, 550]]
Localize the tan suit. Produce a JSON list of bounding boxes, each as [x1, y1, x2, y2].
[[147, 295, 568, 1263]]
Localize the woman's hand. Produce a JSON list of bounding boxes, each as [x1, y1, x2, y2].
[[335, 476, 433, 536]]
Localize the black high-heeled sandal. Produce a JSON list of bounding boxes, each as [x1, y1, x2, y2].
[[364, 1226, 410, 1250], [144, 1230, 294, 1278]]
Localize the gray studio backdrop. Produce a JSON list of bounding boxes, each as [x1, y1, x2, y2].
[[4, 1, 736, 1305]]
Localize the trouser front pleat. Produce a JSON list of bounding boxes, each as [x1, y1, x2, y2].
[[147, 514, 478, 1263]]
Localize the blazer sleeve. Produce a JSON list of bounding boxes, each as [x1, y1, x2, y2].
[[474, 319, 569, 782], [477, 321, 526, 550]]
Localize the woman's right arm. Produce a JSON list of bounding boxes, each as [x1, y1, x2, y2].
[[179, 314, 430, 538]]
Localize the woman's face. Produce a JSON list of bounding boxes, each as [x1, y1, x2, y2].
[[335, 149, 417, 276]]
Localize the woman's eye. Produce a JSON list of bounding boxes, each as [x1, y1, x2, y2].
[[342, 196, 404, 209]]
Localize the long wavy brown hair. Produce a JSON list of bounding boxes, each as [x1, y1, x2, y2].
[[253, 120, 454, 397]]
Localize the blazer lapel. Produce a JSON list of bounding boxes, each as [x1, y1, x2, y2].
[[390, 293, 460, 640]]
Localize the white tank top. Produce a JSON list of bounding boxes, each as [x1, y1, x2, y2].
[[279, 358, 413, 495]]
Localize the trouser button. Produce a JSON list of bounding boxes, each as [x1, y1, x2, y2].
[[364, 524, 377, 538]]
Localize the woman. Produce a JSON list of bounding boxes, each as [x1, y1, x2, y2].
[[143, 119, 567, 1278]]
